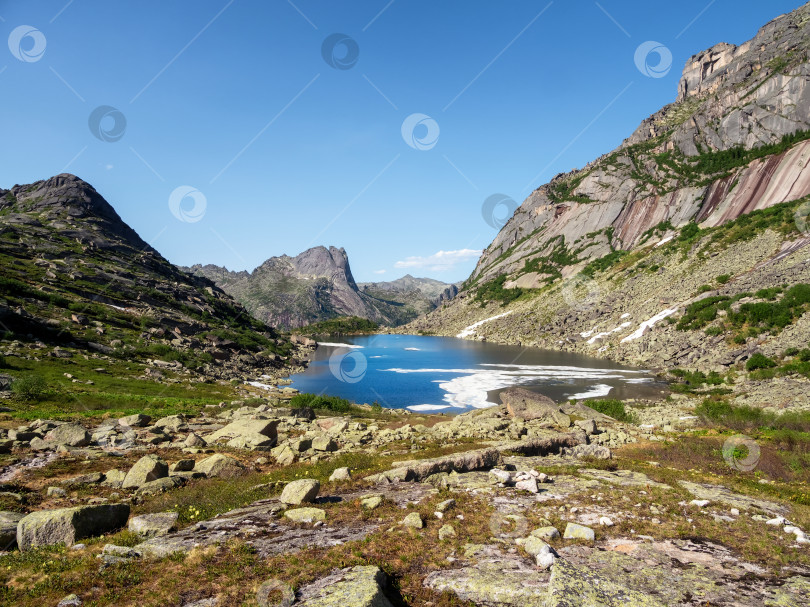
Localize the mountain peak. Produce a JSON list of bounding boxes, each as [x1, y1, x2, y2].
[[2, 173, 150, 252]]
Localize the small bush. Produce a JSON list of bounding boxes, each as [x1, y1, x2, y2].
[[716, 274, 731, 284], [705, 326, 723, 336], [11, 375, 47, 401], [289, 392, 353, 413], [799, 349, 810, 362], [583, 399, 638, 423], [746, 353, 777, 371]]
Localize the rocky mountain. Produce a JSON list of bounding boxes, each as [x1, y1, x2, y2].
[[409, 3, 810, 379], [0, 174, 298, 381], [187, 250, 457, 330]]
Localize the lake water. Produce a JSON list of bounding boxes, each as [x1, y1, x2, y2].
[[284, 334, 664, 412]]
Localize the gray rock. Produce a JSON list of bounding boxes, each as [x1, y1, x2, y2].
[[46, 423, 90, 447], [311, 436, 338, 452], [296, 565, 393, 607], [17, 504, 130, 550], [329, 467, 351, 481], [498, 388, 571, 427], [128, 512, 179, 537], [194, 454, 244, 478], [170, 459, 195, 473], [280, 479, 320, 505], [135, 476, 185, 496], [119, 413, 151, 427], [122, 454, 168, 489], [283, 507, 326, 523], [571, 444, 612, 460], [57, 594, 82, 607], [402, 512, 423, 529], [0, 511, 25, 550], [563, 522, 595, 541], [205, 419, 279, 450]]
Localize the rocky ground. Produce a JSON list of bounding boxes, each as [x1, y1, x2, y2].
[[1, 381, 808, 606]]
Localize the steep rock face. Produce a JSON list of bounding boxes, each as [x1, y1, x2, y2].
[[469, 2, 810, 287], [187, 251, 457, 330]]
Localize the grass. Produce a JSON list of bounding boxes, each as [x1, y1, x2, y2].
[[581, 398, 638, 423], [288, 393, 355, 414], [297, 316, 380, 335]]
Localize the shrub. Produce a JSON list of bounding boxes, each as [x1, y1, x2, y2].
[[11, 374, 47, 401], [583, 399, 638, 423], [289, 392, 353, 413], [705, 326, 723, 336], [0, 355, 6, 369], [799, 349, 810, 362], [716, 274, 731, 284], [746, 353, 777, 371]]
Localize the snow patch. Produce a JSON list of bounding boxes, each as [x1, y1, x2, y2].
[[317, 342, 363, 349], [655, 235, 674, 247], [620, 308, 678, 343], [568, 384, 613, 399], [407, 404, 453, 412], [587, 322, 632, 345], [457, 311, 514, 339]]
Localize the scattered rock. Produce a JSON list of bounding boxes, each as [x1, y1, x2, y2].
[[296, 565, 393, 607], [532, 526, 560, 540], [128, 512, 179, 537], [284, 507, 326, 523], [499, 388, 571, 427], [56, 594, 82, 607], [122, 454, 168, 489], [46, 423, 90, 447], [194, 454, 244, 478], [119, 413, 151, 427], [0, 511, 25, 550], [402, 512, 424, 529], [280, 479, 320, 505], [360, 495, 384, 510], [17, 504, 130, 550], [438, 524, 456, 540], [329, 467, 351, 481], [562, 522, 595, 542]]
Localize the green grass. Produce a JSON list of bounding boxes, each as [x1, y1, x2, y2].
[[746, 353, 777, 371], [473, 274, 524, 306], [581, 399, 638, 423], [288, 392, 355, 414]]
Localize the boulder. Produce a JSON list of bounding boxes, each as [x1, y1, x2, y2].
[[563, 522, 595, 541], [403, 512, 423, 529], [296, 565, 393, 607], [17, 504, 130, 550], [329, 467, 351, 481], [360, 495, 384, 510], [571, 444, 612, 460], [205, 419, 279, 450], [0, 511, 24, 550], [284, 507, 326, 523], [128, 512, 179, 537], [438, 524, 456, 540], [547, 557, 665, 606], [135, 476, 185, 495], [498, 388, 571, 427], [370, 447, 500, 483], [119, 413, 151, 427], [46, 423, 90, 447], [272, 444, 296, 466], [170, 459, 196, 473], [102, 469, 127, 487], [153, 415, 187, 433], [194, 454, 244, 478], [122, 455, 169, 489], [280, 479, 320, 505], [312, 435, 338, 452]]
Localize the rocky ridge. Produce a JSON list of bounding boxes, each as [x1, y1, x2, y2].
[[186, 251, 456, 330]]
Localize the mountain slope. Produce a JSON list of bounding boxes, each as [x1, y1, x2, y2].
[[410, 3, 810, 379], [0, 174, 296, 382], [187, 250, 456, 330]]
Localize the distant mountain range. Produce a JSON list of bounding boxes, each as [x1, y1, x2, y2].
[[184, 248, 458, 330]]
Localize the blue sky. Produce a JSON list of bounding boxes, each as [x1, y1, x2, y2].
[[0, 0, 803, 283]]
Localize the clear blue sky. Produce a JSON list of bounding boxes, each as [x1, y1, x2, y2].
[[1, 0, 803, 283]]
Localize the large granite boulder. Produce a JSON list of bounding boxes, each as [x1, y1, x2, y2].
[[205, 419, 279, 450], [122, 454, 168, 489], [194, 454, 244, 478], [498, 388, 571, 427], [280, 479, 320, 505], [17, 504, 130, 550], [45, 423, 90, 447], [297, 565, 394, 607], [0, 511, 25, 550]]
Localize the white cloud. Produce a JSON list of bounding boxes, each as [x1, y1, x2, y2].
[[394, 248, 482, 272], [373, 269, 386, 274]]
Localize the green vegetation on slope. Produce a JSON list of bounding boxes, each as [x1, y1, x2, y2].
[[297, 316, 380, 335]]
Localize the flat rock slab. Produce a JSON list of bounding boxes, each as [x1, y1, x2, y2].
[[581, 468, 672, 490], [296, 566, 394, 607], [370, 448, 501, 484], [424, 544, 549, 606], [678, 481, 788, 516], [137, 484, 432, 559], [559, 539, 810, 606], [17, 504, 130, 550]]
